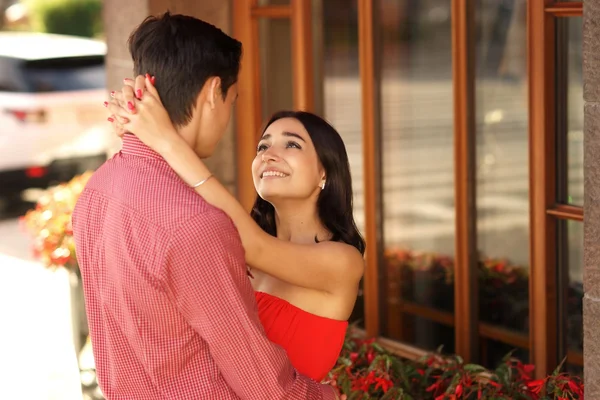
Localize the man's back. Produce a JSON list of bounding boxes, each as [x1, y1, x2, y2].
[[73, 136, 246, 399], [74, 135, 335, 400]]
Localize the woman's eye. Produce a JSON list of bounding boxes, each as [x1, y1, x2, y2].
[[257, 144, 268, 152], [286, 141, 301, 149]]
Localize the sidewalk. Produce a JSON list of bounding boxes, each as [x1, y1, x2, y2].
[[0, 221, 82, 400]]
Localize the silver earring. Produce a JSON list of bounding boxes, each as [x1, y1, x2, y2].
[[320, 181, 326, 190]]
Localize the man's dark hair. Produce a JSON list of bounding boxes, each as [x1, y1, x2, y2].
[[128, 12, 242, 127]]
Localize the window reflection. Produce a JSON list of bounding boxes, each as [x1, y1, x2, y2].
[[320, 0, 364, 325], [378, 0, 455, 353], [475, 0, 530, 368], [259, 18, 293, 121]]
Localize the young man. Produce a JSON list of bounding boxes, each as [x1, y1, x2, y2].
[[73, 13, 338, 399]]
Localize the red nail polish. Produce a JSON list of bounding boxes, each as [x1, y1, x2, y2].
[[150, 76, 156, 85], [107, 117, 114, 122], [103, 101, 108, 107], [110, 91, 115, 97], [127, 101, 135, 110], [136, 89, 143, 99]]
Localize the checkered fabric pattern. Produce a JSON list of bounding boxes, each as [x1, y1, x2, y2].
[[72, 134, 335, 400]]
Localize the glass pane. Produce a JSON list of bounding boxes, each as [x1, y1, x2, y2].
[[475, 0, 530, 369], [557, 18, 583, 205], [378, 0, 455, 353], [320, 0, 364, 325], [481, 338, 529, 369], [558, 220, 583, 374], [259, 19, 293, 120], [400, 315, 455, 354], [567, 18, 583, 206]]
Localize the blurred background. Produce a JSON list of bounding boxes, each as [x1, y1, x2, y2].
[[0, 1, 110, 399], [0, 0, 586, 398]]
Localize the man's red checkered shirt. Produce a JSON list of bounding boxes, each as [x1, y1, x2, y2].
[[72, 135, 335, 400]]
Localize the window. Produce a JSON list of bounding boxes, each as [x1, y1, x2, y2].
[[234, 0, 584, 378]]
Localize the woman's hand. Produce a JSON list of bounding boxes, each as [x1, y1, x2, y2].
[[105, 74, 182, 155]]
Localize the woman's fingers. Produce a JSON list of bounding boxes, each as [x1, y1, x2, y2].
[[123, 78, 135, 90], [144, 74, 162, 104], [108, 115, 127, 138], [121, 84, 137, 114], [106, 99, 132, 120], [134, 75, 146, 100], [110, 90, 122, 102]]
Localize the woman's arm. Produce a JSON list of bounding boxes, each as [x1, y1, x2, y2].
[[107, 75, 364, 293], [162, 137, 364, 294]]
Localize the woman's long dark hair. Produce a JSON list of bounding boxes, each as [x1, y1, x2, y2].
[[250, 111, 366, 255]]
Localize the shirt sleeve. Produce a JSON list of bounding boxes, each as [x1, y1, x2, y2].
[[164, 209, 336, 400]]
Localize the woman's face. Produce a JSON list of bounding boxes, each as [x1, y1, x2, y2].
[[252, 117, 324, 204]]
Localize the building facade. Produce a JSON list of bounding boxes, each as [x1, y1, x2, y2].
[[104, 0, 599, 394]]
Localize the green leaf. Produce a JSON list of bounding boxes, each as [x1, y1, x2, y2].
[[552, 357, 567, 376], [463, 364, 486, 373], [372, 343, 386, 353]]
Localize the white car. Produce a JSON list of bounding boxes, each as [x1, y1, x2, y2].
[[0, 32, 118, 202]]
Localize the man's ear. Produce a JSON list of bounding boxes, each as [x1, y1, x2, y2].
[[207, 77, 222, 110]]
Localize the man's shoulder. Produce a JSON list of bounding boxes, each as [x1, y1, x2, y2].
[[172, 205, 238, 240], [82, 156, 221, 228]]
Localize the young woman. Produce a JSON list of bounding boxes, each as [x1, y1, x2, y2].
[[106, 76, 365, 383]]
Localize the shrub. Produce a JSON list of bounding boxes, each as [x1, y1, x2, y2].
[[25, 0, 103, 38]]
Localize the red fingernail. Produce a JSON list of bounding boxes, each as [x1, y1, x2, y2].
[[150, 76, 156, 85], [127, 101, 135, 110], [124, 78, 133, 82], [103, 101, 108, 107], [107, 117, 114, 122], [136, 89, 143, 99], [110, 91, 115, 97]]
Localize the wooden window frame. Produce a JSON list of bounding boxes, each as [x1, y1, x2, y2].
[[530, 0, 583, 377], [233, 0, 314, 212], [233, 0, 584, 378]]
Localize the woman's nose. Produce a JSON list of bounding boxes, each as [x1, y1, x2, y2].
[[261, 148, 280, 163]]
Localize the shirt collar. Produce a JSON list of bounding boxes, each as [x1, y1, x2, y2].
[[121, 134, 164, 161]]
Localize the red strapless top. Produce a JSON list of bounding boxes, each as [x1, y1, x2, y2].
[[255, 291, 348, 382]]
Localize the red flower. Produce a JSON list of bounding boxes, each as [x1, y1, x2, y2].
[[366, 349, 375, 364], [375, 377, 393, 393], [522, 364, 535, 377], [455, 383, 463, 397], [527, 379, 546, 394], [349, 352, 359, 363], [568, 379, 583, 396], [427, 382, 441, 392]]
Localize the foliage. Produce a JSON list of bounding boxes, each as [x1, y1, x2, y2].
[[25, 0, 103, 38], [21, 172, 91, 270], [326, 327, 584, 400]]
